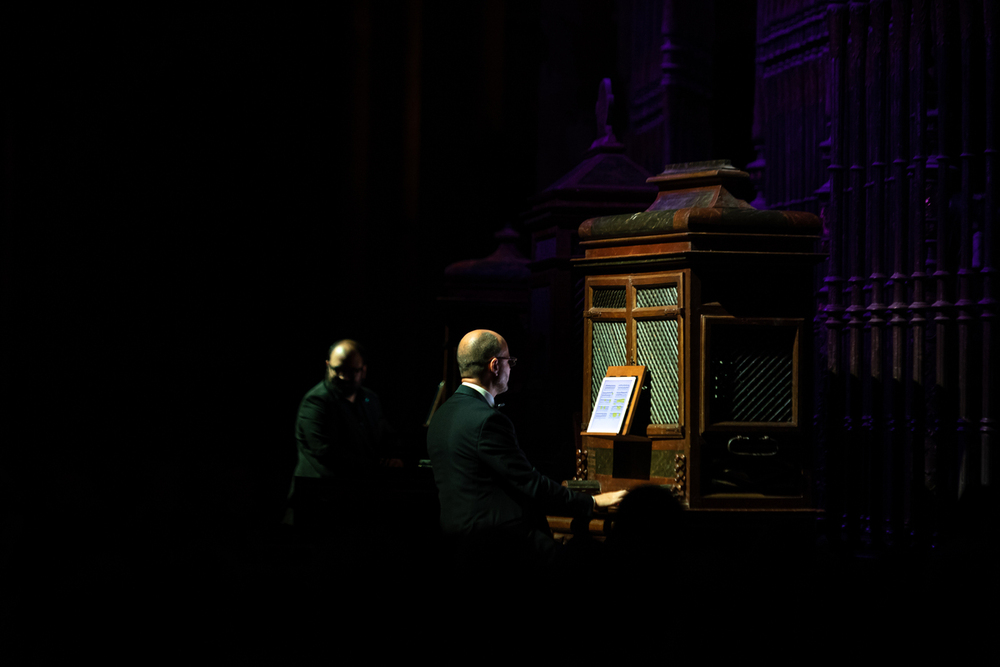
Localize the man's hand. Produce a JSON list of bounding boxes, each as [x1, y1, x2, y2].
[[593, 489, 628, 508]]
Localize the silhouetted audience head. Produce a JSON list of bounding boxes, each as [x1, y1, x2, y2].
[[607, 484, 686, 564]]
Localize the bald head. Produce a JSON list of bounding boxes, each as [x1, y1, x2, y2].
[[328, 339, 362, 359], [457, 330, 504, 379], [326, 339, 367, 400]]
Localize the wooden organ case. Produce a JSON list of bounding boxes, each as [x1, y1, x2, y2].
[[575, 161, 822, 511]]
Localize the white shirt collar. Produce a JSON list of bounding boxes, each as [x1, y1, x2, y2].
[[461, 381, 494, 407]]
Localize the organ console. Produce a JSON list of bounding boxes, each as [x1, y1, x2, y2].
[[564, 159, 823, 527]]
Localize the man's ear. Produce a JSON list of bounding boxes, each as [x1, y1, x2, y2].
[[361, 365, 368, 381]]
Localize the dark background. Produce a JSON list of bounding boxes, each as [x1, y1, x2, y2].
[[3, 3, 755, 564]]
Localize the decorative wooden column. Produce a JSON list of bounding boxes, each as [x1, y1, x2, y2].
[[435, 225, 531, 400], [521, 79, 656, 479]]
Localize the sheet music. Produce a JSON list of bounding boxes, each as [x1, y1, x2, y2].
[[586, 375, 638, 434]]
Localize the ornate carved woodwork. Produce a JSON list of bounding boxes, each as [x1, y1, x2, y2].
[[575, 160, 822, 510], [754, 0, 997, 550]]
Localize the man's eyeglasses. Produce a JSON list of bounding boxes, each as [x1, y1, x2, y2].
[[331, 365, 365, 376], [496, 356, 517, 367]]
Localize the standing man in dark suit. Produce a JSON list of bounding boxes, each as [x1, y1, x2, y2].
[[292, 339, 399, 542], [427, 329, 626, 571]]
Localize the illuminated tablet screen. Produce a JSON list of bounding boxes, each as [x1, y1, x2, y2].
[[586, 375, 637, 434]]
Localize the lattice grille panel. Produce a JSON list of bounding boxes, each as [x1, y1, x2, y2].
[[591, 321, 627, 407], [592, 287, 626, 309], [637, 319, 680, 424], [636, 286, 677, 308], [709, 325, 794, 422]]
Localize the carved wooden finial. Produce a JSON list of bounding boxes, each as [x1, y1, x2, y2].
[[590, 78, 622, 151]]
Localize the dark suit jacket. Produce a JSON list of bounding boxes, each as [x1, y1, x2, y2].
[[294, 379, 385, 484], [427, 385, 594, 538]]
